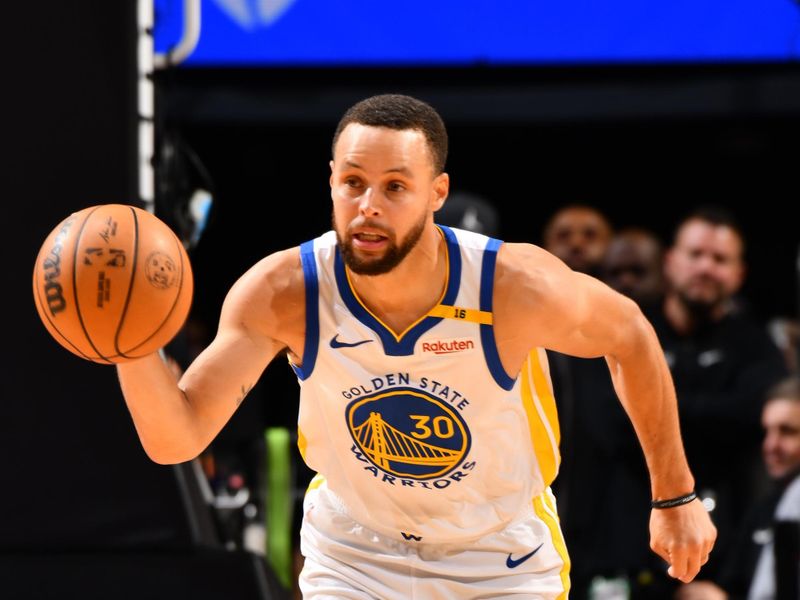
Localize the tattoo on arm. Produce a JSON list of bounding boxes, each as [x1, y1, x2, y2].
[[235, 383, 255, 406]]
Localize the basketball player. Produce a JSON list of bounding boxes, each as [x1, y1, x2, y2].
[[117, 94, 716, 598]]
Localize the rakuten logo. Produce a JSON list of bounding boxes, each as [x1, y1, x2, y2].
[[421, 338, 476, 355]]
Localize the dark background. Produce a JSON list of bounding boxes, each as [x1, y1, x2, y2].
[[158, 63, 800, 443], [3, 0, 800, 597], [160, 64, 800, 332]]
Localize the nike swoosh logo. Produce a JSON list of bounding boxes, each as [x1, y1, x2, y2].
[[506, 543, 544, 569], [329, 334, 374, 349]]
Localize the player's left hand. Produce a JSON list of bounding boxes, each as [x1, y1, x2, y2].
[[649, 499, 717, 583]]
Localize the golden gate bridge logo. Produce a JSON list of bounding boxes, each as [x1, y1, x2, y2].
[[346, 388, 470, 480]]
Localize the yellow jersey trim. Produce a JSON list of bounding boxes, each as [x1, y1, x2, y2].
[[307, 473, 325, 492], [534, 491, 571, 599], [297, 427, 308, 461], [427, 304, 493, 325], [520, 349, 561, 487]]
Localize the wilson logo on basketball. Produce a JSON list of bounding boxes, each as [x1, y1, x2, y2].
[[42, 216, 76, 316], [421, 338, 476, 355]]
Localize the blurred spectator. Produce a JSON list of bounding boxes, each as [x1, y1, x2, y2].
[[542, 204, 613, 276], [602, 227, 665, 311], [435, 190, 500, 236], [649, 205, 789, 582], [675, 377, 800, 600], [768, 317, 800, 375]]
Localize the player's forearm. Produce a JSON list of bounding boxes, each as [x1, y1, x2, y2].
[[116, 353, 205, 464], [606, 318, 695, 499]]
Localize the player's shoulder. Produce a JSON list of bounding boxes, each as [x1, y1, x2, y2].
[[213, 246, 305, 351], [493, 241, 602, 326], [224, 246, 304, 316], [495, 242, 571, 298]]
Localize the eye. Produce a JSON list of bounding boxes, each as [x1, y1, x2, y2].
[[344, 176, 362, 188], [713, 253, 732, 266], [582, 227, 599, 241], [387, 181, 406, 192], [554, 228, 571, 242]]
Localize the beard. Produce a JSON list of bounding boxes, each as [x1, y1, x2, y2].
[[675, 278, 726, 322], [334, 210, 427, 276], [678, 295, 717, 322]]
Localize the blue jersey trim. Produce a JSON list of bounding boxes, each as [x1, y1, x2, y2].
[[480, 237, 516, 390], [293, 240, 319, 380], [438, 225, 462, 306], [334, 226, 462, 356]]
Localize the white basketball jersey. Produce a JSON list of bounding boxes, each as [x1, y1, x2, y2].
[[292, 226, 562, 544]]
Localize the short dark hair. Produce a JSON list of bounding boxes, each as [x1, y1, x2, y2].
[[673, 205, 745, 252], [766, 377, 800, 404], [332, 94, 448, 175]]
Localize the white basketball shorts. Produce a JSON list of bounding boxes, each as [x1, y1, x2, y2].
[[298, 483, 571, 599]]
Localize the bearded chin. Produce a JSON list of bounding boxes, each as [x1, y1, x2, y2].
[[335, 212, 427, 276], [677, 290, 721, 323]]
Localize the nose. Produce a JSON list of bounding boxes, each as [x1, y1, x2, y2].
[[693, 252, 717, 273], [358, 187, 381, 217], [763, 431, 778, 456], [565, 233, 585, 250]]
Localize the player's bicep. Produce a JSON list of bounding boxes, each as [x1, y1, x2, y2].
[[535, 270, 642, 359], [498, 245, 626, 361]]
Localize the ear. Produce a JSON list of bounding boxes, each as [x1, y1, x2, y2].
[[431, 172, 450, 212], [329, 160, 335, 188]]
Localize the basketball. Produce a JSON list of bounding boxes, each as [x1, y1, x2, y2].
[[32, 204, 194, 364]]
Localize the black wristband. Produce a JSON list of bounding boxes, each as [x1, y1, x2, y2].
[[651, 491, 697, 509]]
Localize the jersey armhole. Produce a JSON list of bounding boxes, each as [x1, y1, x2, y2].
[[290, 239, 319, 380], [480, 237, 516, 390]]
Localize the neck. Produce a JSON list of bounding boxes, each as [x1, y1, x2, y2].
[[348, 225, 447, 332]]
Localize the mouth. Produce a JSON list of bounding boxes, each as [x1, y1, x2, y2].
[[350, 228, 390, 251], [688, 275, 718, 288], [764, 455, 786, 472], [684, 278, 721, 298]]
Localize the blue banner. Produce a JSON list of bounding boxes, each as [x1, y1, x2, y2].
[[154, 0, 800, 66]]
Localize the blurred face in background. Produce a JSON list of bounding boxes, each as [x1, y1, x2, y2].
[[602, 230, 664, 307], [543, 207, 612, 275], [762, 398, 800, 480], [664, 218, 744, 314]]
